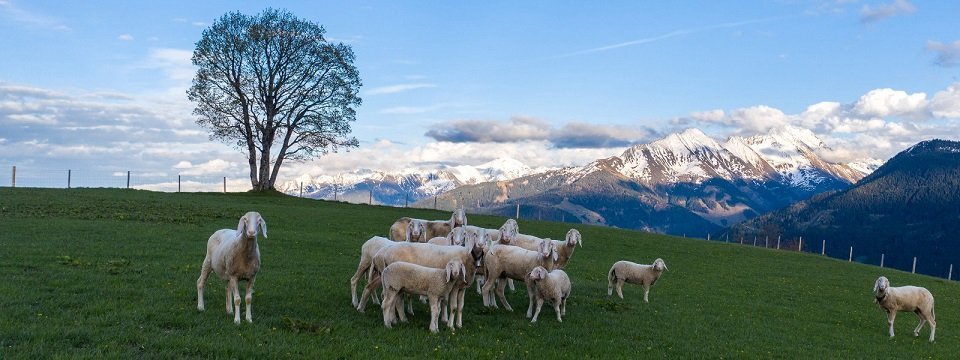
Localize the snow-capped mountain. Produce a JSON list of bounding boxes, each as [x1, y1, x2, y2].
[[420, 126, 882, 235], [279, 157, 550, 205]]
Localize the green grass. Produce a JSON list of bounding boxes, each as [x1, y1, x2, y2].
[[1, 187, 957, 358]]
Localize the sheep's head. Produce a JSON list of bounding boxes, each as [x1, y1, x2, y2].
[[565, 228, 582, 248], [653, 258, 668, 272], [499, 219, 519, 243], [470, 238, 488, 268], [874, 276, 889, 299], [237, 212, 267, 239], [539, 239, 558, 263], [407, 220, 424, 242], [445, 259, 467, 284], [483, 230, 499, 246], [451, 206, 468, 228], [447, 227, 465, 246], [527, 266, 548, 282]]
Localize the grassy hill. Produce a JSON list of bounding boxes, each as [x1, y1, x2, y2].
[[1, 188, 958, 358]]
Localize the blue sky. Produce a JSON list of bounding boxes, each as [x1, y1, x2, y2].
[[1, 0, 959, 189]]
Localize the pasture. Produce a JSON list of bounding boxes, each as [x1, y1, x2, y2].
[[1, 187, 957, 358]]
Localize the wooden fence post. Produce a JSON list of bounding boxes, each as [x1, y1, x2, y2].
[[949, 264, 953, 281], [777, 235, 781, 250], [223, 177, 226, 193], [178, 175, 181, 193], [369, 189, 372, 205], [68, 169, 72, 188], [11, 166, 15, 187], [707, 233, 711, 241], [299, 182, 303, 198], [765, 236, 769, 248], [753, 236, 757, 246], [798, 236, 803, 252], [848, 246, 853, 262], [516, 203, 520, 220], [127, 171, 131, 189], [880, 253, 884, 268], [821, 240, 825, 255], [912, 257, 917, 274]]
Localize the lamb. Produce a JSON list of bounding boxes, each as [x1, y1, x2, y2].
[[873, 276, 936, 342], [427, 226, 465, 246], [196, 211, 267, 324], [349, 236, 395, 308], [380, 259, 467, 333], [526, 266, 571, 323], [607, 258, 668, 303], [388, 206, 467, 242], [550, 229, 582, 270], [481, 238, 557, 311]]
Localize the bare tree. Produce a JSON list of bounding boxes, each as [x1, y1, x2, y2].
[[188, 8, 361, 191]]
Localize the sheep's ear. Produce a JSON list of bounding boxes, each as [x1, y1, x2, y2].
[[237, 216, 247, 234], [259, 217, 268, 238], [552, 248, 559, 262], [446, 263, 453, 283]]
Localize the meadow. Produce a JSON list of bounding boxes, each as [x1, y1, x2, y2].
[[1, 187, 957, 358]]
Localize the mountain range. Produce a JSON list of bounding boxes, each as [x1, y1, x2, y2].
[[729, 139, 960, 277]]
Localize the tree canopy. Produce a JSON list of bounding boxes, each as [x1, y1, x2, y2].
[[188, 8, 361, 191]]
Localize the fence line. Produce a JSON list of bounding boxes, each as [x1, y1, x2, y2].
[[3, 165, 250, 193]]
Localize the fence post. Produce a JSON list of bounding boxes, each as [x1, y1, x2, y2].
[[880, 253, 884, 268], [848, 246, 853, 262], [516, 203, 520, 220], [798, 236, 803, 252], [126, 171, 131, 189], [739, 236, 743, 244], [11, 166, 15, 187], [433, 196, 437, 209], [299, 182, 303, 198], [950, 264, 953, 281], [178, 175, 181, 193], [753, 236, 757, 246], [405, 193, 408, 208], [707, 233, 711, 241], [777, 235, 781, 250], [68, 169, 72, 188], [223, 177, 226, 193], [912, 257, 917, 274], [369, 189, 372, 205], [821, 240, 825, 255], [765, 236, 769, 248]]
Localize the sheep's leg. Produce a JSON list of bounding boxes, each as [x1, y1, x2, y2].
[[508, 278, 516, 292], [913, 311, 925, 337], [560, 296, 567, 316], [495, 278, 513, 311], [643, 284, 651, 303], [230, 277, 242, 325], [357, 275, 382, 313], [225, 283, 233, 314], [456, 288, 466, 328], [481, 274, 498, 308], [395, 295, 408, 323], [553, 298, 563, 322], [525, 279, 536, 318], [428, 296, 440, 333], [244, 276, 256, 323], [531, 297, 544, 323], [886, 310, 897, 338], [475, 275, 484, 295], [350, 261, 369, 308], [381, 290, 396, 328], [615, 279, 625, 299], [196, 257, 212, 311], [406, 294, 416, 316], [927, 314, 936, 342]]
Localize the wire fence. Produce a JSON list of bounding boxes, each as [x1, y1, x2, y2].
[[3, 165, 252, 193]]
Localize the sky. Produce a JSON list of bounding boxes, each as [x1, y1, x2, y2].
[[1, 0, 959, 190]]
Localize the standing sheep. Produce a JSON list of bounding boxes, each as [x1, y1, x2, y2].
[[551, 229, 582, 270], [388, 206, 467, 242], [427, 226, 465, 246], [381, 259, 467, 333], [481, 239, 557, 311], [607, 258, 668, 303], [873, 276, 936, 342], [526, 266, 571, 323], [196, 211, 267, 324], [349, 236, 395, 308]]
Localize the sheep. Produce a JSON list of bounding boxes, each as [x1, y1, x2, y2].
[[381, 259, 467, 333], [427, 226, 465, 246], [388, 206, 467, 242], [473, 219, 520, 294], [481, 238, 557, 311], [349, 236, 395, 308], [404, 219, 427, 242], [196, 211, 268, 325], [526, 266, 571, 323], [873, 276, 936, 342], [551, 229, 582, 270], [359, 234, 486, 329], [607, 258, 668, 303]]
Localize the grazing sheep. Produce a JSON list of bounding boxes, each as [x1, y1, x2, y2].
[[388, 206, 467, 242], [607, 258, 668, 303], [551, 229, 582, 270], [381, 259, 467, 333], [196, 211, 268, 324], [427, 227, 465, 246], [873, 276, 936, 342], [481, 239, 557, 311], [350, 236, 395, 308], [405, 219, 426, 242], [526, 266, 571, 323]]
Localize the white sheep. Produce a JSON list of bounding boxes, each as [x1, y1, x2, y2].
[[388, 206, 467, 242], [607, 258, 668, 303], [551, 229, 582, 270], [350, 236, 395, 308], [873, 276, 936, 342], [196, 211, 267, 324], [427, 226, 465, 246], [381, 259, 467, 333], [526, 266, 571, 323], [481, 239, 557, 311]]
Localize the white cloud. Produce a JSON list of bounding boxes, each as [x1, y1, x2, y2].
[[6, 113, 57, 125], [852, 88, 927, 118], [0, 1, 71, 31], [930, 83, 960, 118], [690, 109, 725, 122], [859, 0, 915, 23], [366, 83, 437, 95], [143, 48, 195, 83], [118, 34, 134, 41], [174, 158, 235, 175], [926, 40, 960, 67]]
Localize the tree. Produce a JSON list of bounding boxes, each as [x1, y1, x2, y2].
[[188, 8, 361, 192]]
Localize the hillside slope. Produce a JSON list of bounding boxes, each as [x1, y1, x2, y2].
[[0, 188, 957, 358], [731, 139, 960, 277]]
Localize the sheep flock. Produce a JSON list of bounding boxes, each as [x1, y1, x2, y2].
[[196, 207, 939, 343]]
